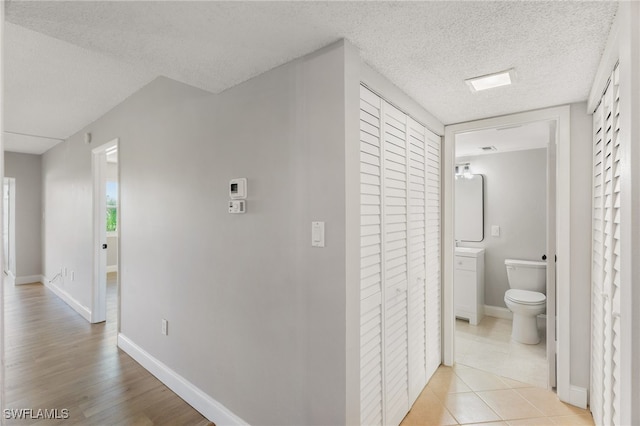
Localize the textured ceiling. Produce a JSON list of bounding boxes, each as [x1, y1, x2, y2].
[[456, 121, 551, 158], [5, 1, 617, 154], [4, 22, 156, 154]]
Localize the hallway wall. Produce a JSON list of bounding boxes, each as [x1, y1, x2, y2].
[[4, 152, 42, 280], [41, 41, 352, 425]]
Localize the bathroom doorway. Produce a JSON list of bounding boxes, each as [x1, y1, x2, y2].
[[452, 119, 552, 388], [442, 106, 572, 400]]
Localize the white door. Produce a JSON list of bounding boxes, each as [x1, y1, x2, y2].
[[547, 123, 557, 388], [591, 64, 622, 426], [359, 85, 441, 426]]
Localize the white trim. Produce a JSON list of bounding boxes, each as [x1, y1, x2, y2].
[[106, 265, 118, 273], [5, 270, 15, 286], [568, 385, 589, 410], [14, 274, 44, 285], [483, 305, 547, 327], [443, 105, 571, 403], [483, 305, 512, 320], [43, 278, 91, 322], [91, 138, 118, 324], [117, 334, 248, 426]]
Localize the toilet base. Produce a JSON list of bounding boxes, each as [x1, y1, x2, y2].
[[511, 312, 540, 344]]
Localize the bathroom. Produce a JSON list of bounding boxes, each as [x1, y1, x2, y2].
[[454, 121, 552, 389]]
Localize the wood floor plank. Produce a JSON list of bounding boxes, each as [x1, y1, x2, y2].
[[4, 277, 214, 425]]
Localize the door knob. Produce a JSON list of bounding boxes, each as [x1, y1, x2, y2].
[[102, 243, 108, 249]]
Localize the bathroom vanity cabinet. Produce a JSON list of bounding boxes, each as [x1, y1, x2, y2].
[[454, 248, 485, 325]]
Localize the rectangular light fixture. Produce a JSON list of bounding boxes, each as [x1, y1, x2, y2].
[[466, 68, 515, 92]]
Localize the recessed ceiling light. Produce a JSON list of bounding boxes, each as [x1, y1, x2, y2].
[[466, 69, 516, 92], [480, 146, 497, 152]]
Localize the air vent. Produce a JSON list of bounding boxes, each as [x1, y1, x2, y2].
[[480, 146, 497, 152]]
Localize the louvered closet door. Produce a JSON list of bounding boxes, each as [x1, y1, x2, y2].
[[591, 65, 622, 426], [407, 117, 427, 404], [382, 101, 410, 426], [359, 85, 441, 426], [359, 86, 384, 426], [424, 129, 441, 377]]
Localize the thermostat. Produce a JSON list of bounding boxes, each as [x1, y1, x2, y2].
[[228, 200, 246, 214], [229, 178, 247, 199]]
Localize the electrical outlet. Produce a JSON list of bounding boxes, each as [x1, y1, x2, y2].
[[161, 319, 168, 335]]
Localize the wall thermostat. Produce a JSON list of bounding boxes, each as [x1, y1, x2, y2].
[[229, 178, 247, 199], [228, 200, 246, 214]]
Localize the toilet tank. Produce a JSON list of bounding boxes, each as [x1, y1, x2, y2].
[[505, 259, 546, 293]]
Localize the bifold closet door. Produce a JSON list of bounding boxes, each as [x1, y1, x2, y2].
[[591, 64, 622, 426], [359, 85, 440, 426]]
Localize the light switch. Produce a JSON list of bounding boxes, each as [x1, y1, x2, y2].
[[491, 225, 500, 237], [311, 221, 325, 247]]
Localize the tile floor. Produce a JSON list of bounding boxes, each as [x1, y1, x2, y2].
[[400, 364, 594, 426], [456, 316, 548, 389]]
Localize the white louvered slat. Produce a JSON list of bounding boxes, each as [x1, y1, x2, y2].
[[407, 117, 427, 405], [425, 129, 441, 378], [591, 65, 623, 426], [360, 85, 384, 426], [382, 99, 410, 426]]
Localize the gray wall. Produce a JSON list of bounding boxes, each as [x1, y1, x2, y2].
[[457, 148, 547, 307], [42, 42, 350, 425], [4, 152, 42, 278]]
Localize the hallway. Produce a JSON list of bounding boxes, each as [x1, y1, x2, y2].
[[3, 280, 212, 425]]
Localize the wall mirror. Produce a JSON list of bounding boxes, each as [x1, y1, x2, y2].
[[455, 174, 484, 242]]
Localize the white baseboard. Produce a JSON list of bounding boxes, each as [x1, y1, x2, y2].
[[484, 305, 547, 326], [106, 265, 118, 273], [118, 334, 248, 426], [43, 278, 91, 322], [4, 271, 16, 286], [15, 274, 45, 285], [484, 305, 513, 319], [567, 385, 588, 409]]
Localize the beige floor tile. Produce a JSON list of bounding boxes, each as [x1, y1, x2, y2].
[[499, 377, 531, 389], [464, 423, 508, 426], [476, 389, 545, 420], [453, 366, 512, 392], [515, 387, 588, 417], [548, 414, 595, 425], [428, 371, 472, 399], [400, 388, 458, 426], [441, 392, 501, 424], [507, 418, 555, 426]]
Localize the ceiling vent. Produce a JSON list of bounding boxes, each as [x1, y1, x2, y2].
[[480, 146, 497, 152]]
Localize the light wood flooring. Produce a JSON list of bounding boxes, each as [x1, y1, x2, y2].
[[4, 275, 213, 425]]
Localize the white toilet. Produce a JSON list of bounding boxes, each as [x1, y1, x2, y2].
[[504, 259, 546, 344]]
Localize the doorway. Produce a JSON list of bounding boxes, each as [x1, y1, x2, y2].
[[3, 178, 16, 284], [443, 106, 572, 402], [91, 139, 119, 325], [452, 120, 553, 389]]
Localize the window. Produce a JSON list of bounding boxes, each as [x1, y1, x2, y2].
[[106, 181, 118, 233]]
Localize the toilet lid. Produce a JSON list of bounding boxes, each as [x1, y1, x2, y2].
[[505, 289, 546, 305]]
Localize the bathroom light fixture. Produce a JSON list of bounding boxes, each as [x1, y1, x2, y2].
[[455, 162, 473, 179], [465, 68, 516, 92]]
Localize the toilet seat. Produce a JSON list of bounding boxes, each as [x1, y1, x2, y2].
[[505, 289, 546, 305]]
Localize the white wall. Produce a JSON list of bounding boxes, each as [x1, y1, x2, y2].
[[456, 148, 547, 308], [42, 42, 352, 425], [4, 152, 42, 280]]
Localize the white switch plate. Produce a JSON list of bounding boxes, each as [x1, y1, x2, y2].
[[491, 225, 500, 237], [161, 319, 168, 335], [311, 221, 325, 247]]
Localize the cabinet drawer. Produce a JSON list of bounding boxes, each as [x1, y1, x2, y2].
[[454, 256, 476, 271]]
